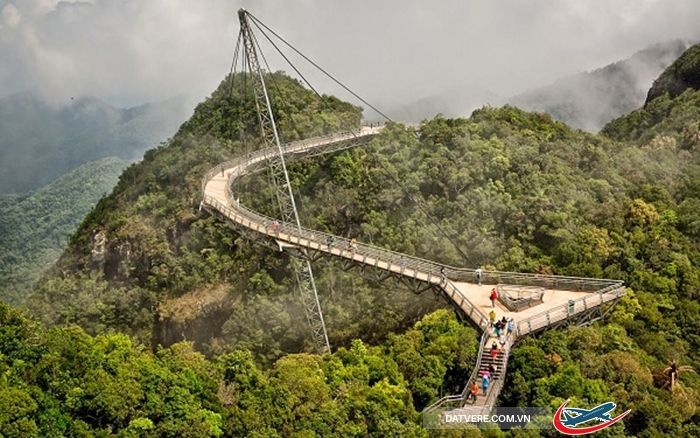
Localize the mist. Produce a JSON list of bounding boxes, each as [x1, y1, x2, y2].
[[1, 0, 700, 114]]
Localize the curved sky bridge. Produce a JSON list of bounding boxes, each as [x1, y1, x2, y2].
[[201, 125, 626, 416]]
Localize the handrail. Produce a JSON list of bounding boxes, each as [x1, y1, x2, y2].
[[497, 285, 544, 311], [201, 126, 627, 418], [424, 329, 490, 413], [202, 191, 490, 329], [201, 129, 624, 294], [515, 283, 625, 337], [481, 336, 513, 411], [201, 128, 494, 328]]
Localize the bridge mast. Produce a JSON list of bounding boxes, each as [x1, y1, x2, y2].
[[237, 9, 331, 353]]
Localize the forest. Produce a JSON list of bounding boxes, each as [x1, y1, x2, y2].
[[0, 157, 130, 306], [3, 45, 700, 436]]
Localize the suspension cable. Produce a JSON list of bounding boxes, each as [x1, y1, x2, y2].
[[247, 12, 392, 122], [239, 10, 476, 267], [248, 18, 328, 113], [227, 32, 242, 94]]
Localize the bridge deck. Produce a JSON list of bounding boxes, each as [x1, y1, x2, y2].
[[453, 282, 620, 334], [201, 127, 625, 416], [205, 165, 621, 336]]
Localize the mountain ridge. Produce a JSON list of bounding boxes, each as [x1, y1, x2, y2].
[[12, 42, 700, 437], [510, 39, 694, 131], [391, 39, 692, 132], [0, 91, 193, 193], [0, 156, 130, 305]]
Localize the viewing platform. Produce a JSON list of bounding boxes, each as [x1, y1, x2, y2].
[[201, 127, 626, 417]]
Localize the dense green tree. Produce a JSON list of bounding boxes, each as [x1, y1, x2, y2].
[[14, 44, 700, 437], [0, 157, 130, 305]]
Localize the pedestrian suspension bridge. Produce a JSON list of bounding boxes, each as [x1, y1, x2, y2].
[[200, 9, 626, 421]]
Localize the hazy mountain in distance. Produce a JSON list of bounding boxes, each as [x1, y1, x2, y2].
[[0, 92, 193, 193], [509, 39, 694, 132], [389, 84, 504, 123], [0, 156, 130, 305]]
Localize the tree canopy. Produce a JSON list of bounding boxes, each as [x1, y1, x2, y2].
[[16, 44, 700, 436]]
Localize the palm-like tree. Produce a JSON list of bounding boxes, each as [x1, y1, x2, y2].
[[663, 360, 696, 391]]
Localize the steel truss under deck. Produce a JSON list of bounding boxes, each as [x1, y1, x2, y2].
[[202, 9, 628, 416]]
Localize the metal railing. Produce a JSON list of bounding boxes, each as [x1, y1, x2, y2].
[[202, 191, 490, 330], [446, 269, 622, 292], [424, 329, 491, 413], [497, 285, 545, 311], [201, 126, 627, 417], [476, 335, 514, 415], [202, 128, 625, 334], [514, 283, 625, 337], [201, 128, 492, 327]]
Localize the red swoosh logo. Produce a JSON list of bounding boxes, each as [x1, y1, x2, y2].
[[553, 399, 631, 435]]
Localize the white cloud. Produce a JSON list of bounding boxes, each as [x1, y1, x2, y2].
[[1, 3, 21, 28], [0, 0, 698, 107]]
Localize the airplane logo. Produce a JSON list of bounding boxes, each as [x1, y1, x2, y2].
[[553, 399, 631, 435]]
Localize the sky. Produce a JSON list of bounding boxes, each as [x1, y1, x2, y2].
[[1, 0, 699, 111]]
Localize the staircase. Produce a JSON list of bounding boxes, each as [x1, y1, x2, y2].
[[199, 123, 626, 421], [468, 333, 508, 407]]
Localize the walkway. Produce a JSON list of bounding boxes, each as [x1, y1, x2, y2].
[[200, 126, 626, 417]]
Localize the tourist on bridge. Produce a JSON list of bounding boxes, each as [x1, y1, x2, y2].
[[481, 369, 491, 380], [482, 375, 490, 396], [490, 288, 498, 307], [488, 363, 496, 379], [476, 267, 483, 285], [499, 333, 507, 347], [491, 342, 499, 360], [494, 321, 503, 337], [326, 235, 335, 248], [469, 381, 479, 403], [507, 318, 515, 336], [489, 309, 496, 327]]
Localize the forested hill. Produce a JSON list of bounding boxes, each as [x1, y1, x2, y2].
[[603, 41, 700, 145], [27, 72, 446, 364], [509, 39, 692, 132], [646, 43, 700, 103], [0, 157, 130, 306]]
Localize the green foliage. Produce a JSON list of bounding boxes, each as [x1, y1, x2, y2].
[[0, 300, 225, 437], [17, 51, 700, 436], [0, 157, 129, 305], [646, 43, 700, 103], [501, 324, 698, 437], [0, 300, 481, 436]]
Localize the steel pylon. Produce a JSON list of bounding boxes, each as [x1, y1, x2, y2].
[[238, 9, 330, 353]]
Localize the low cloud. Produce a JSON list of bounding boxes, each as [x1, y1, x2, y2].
[[0, 0, 699, 109]]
